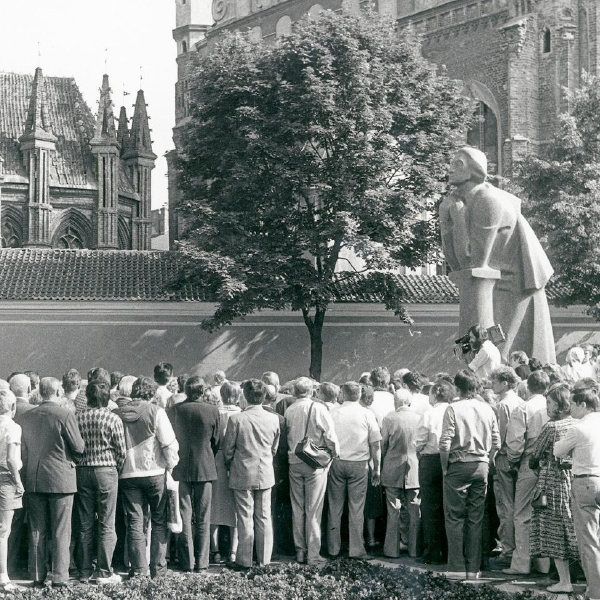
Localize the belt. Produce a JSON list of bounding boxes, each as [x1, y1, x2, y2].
[[573, 474, 600, 478]]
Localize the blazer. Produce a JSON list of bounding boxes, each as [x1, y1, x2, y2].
[[20, 400, 85, 494], [381, 407, 421, 489], [222, 405, 280, 490], [167, 399, 220, 482]]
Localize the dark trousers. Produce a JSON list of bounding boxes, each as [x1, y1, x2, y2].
[[419, 454, 447, 563], [443, 461, 488, 574], [178, 481, 212, 570], [75, 467, 119, 578], [27, 492, 74, 584], [120, 474, 168, 578]]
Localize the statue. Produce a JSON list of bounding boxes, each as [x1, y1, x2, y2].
[[439, 147, 556, 364]]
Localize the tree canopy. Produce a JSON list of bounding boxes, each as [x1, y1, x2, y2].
[[516, 73, 600, 318], [173, 10, 473, 379]]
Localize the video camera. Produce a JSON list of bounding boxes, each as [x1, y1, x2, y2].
[[454, 324, 506, 358]]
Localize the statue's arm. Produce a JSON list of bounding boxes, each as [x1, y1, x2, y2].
[[439, 196, 466, 271], [468, 195, 503, 269]]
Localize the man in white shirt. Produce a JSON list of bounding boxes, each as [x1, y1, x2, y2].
[[369, 367, 394, 427], [402, 372, 431, 417], [328, 381, 381, 560], [555, 388, 600, 600], [490, 366, 524, 565], [503, 370, 550, 575], [285, 378, 338, 565], [467, 325, 502, 381]]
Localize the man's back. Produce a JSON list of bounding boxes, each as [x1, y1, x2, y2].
[[381, 407, 420, 488], [21, 402, 85, 493], [332, 401, 380, 461]]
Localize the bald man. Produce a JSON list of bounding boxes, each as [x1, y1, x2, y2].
[[9, 374, 33, 422]]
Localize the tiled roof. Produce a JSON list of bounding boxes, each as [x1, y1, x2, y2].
[[0, 72, 135, 194], [0, 248, 569, 304]]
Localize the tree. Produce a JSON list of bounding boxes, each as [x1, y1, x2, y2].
[[516, 73, 600, 318], [173, 10, 473, 380]]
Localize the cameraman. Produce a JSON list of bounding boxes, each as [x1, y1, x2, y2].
[[466, 325, 502, 380]]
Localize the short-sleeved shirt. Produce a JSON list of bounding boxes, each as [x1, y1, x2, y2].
[[332, 401, 382, 461], [0, 416, 21, 472], [370, 391, 395, 428]]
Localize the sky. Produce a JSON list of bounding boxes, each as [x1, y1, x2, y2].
[[1, 0, 212, 209]]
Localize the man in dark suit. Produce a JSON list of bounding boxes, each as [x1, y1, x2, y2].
[[222, 379, 280, 570], [20, 377, 85, 588], [167, 376, 220, 571]]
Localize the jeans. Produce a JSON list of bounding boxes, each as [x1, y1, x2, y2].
[[75, 467, 119, 578], [27, 492, 74, 584], [443, 461, 488, 574], [120, 474, 168, 578], [493, 454, 516, 556], [419, 454, 446, 562], [327, 459, 368, 558], [178, 481, 212, 570]]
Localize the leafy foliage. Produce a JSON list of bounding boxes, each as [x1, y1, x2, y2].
[[174, 10, 473, 377], [516, 73, 600, 317]]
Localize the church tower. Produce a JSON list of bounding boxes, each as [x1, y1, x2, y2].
[[20, 67, 56, 247], [122, 90, 156, 250], [90, 74, 119, 249]]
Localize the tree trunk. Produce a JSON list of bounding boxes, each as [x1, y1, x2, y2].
[[304, 307, 326, 381]]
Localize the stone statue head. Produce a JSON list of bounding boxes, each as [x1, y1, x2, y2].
[[449, 147, 487, 185]]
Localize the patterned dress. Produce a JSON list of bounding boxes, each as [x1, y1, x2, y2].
[[530, 417, 580, 560]]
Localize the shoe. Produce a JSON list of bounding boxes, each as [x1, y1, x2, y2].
[[443, 571, 467, 580], [296, 552, 305, 564], [328, 553, 340, 559], [466, 572, 481, 580], [398, 542, 409, 552], [307, 557, 328, 566], [502, 567, 530, 576], [229, 563, 250, 572], [193, 566, 208, 572], [32, 581, 46, 589], [210, 552, 223, 564], [79, 577, 89, 585], [546, 583, 573, 593], [97, 573, 122, 585], [349, 554, 374, 561], [52, 582, 71, 589]]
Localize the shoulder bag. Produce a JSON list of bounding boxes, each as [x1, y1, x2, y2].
[[294, 402, 333, 470]]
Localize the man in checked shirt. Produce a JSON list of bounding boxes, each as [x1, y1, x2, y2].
[[74, 380, 126, 584]]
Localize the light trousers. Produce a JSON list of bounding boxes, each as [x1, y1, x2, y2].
[[384, 487, 420, 557], [232, 488, 272, 568]]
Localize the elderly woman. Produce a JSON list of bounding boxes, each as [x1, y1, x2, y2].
[[0, 389, 23, 591], [209, 382, 241, 564], [562, 347, 594, 383], [529, 382, 579, 593]]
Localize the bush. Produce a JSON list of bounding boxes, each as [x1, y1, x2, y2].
[[4, 561, 536, 600]]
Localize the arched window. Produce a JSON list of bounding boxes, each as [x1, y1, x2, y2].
[[308, 4, 323, 18], [467, 101, 499, 175], [276, 16, 292, 38], [182, 40, 188, 53], [542, 27, 551, 53], [1, 221, 21, 248], [118, 216, 132, 250], [57, 226, 84, 249]]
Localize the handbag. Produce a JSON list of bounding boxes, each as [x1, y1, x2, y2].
[[294, 402, 333, 470], [532, 426, 557, 510], [166, 471, 183, 534]]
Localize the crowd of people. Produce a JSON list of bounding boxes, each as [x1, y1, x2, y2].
[[0, 326, 598, 598]]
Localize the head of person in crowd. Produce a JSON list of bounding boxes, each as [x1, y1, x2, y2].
[[582, 344, 595, 364], [0, 380, 9, 392], [220, 381, 242, 406], [370, 367, 390, 391], [280, 379, 296, 395], [359, 384, 374, 408], [435, 372, 455, 385], [166, 376, 179, 395], [545, 382, 572, 421], [359, 372, 372, 386], [340, 381, 361, 403], [319, 382, 340, 406], [527, 369, 550, 397], [468, 324, 489, 352], [117, 375, 137, 398], [131, 377, 158, 402], [509, 351, 529, 369], [529, 357, 543, 372], [479, 388, 497, 407], [542, 362, 564, 384], [24, 370, 39, 391], [402, 371, 423, 394], [490, 366, 520, 397], [153, 362, 173, 386], [110, 371, 124, 390], [86, 380, 110, 409], [570, 386, 599, 418], [9, 373, 31, 401], [565, 346, 585, 367], [242, 379, 266, 405], [394, 387, 412, 409], [390, 378, 407, 392], [263, 384, 278, 407], [294, 377, 314, 399], [213, 370, 227, 386], [39, 377, 63, 402], [62, 369, 81, 397], [204, 389, 222, 407], [6, 372, 23, 383], [572, 377, 600, 395], [261, 371, 280, 391], [454, 369, 482, 399], [185, 376, 207, 403], [0, 389, 16, 419], [429, 380, 456, 406], [177, 374, 189, 394], [88, 367, 110, 385], [393, 368, 410, 381]]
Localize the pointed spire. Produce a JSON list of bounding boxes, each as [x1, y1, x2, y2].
[[21, 67, 56, 143], [117, 106, 130, 151], [92, 74, 118, 142], [127, 90, 155, 158]]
